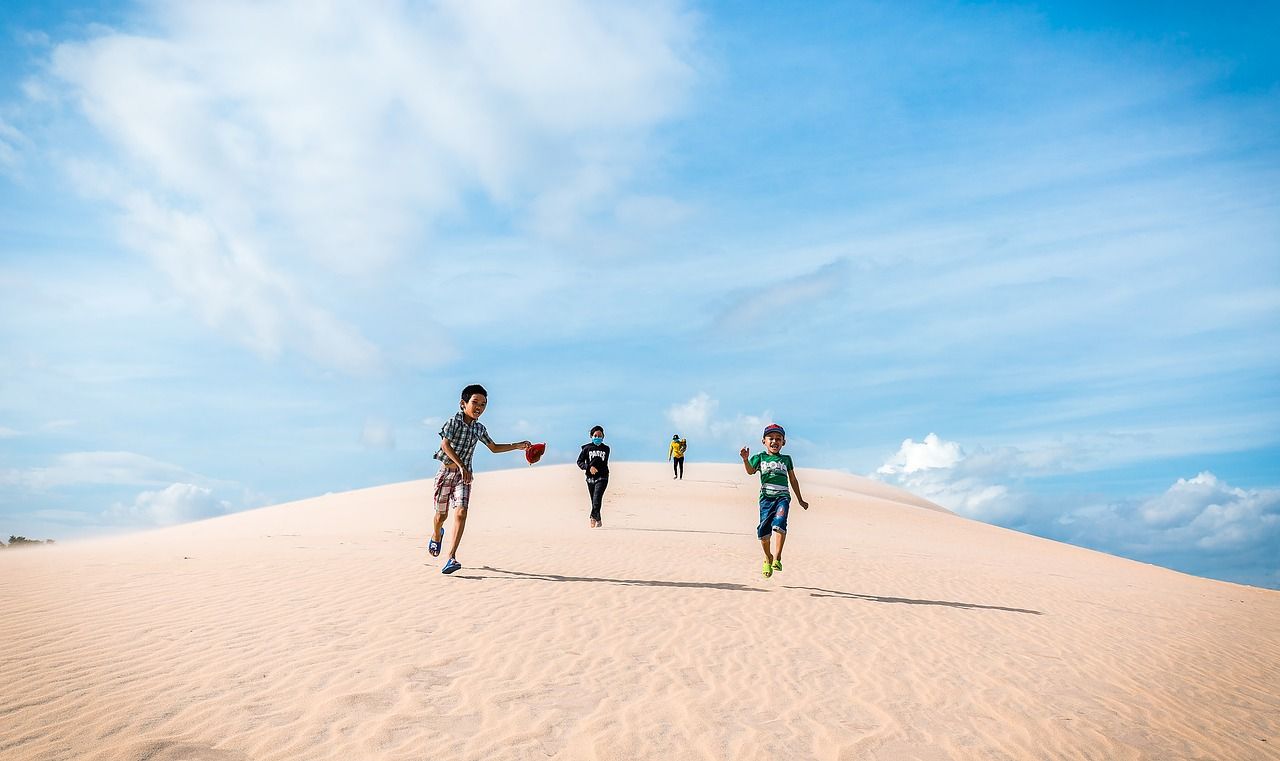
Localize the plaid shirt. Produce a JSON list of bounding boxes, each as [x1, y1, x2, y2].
[[434, 412, 494, 470]]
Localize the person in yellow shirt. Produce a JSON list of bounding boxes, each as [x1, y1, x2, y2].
[[668, 434, 687, 479]]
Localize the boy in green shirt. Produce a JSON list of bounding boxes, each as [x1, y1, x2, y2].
[[740, 423, 809, 578]]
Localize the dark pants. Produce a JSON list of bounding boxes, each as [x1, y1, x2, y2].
[[673, 457, 684, 478], [587, 478, 608, 521]]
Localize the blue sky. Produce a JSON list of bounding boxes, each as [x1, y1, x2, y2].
[[1, 1, 1277, 587]]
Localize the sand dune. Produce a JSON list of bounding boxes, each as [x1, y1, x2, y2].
[[2, 462, 1277, 760]]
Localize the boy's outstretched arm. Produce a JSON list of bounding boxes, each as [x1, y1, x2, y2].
[[485, 439, 531, 454], [788, 469, 809, 509], [740, 447, 757, 475]]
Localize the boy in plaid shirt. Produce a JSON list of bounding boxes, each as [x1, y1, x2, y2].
[[430, 384, 530, 574]]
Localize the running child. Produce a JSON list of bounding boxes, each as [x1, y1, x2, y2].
[[429, 384, 530, 574], [740, 423, 808, 578]]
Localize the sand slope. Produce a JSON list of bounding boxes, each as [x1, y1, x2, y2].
[[2, 462, 1277, 760]]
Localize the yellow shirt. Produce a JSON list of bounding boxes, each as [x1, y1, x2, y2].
[[669, 440, 687, 458]]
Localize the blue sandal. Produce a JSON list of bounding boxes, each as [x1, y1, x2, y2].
[[441, 557, 462, 574], [428, 530, 443, 557]]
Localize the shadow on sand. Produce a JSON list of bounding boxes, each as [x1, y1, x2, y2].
[[612, 526, 742, 538], [472, 565, 767, 593], [442, 568, 1040, 612], [783, 585, 1042, 615]]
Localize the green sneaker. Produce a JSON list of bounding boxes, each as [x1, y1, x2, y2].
[[772, 559, 782, 572], [762, 561, 773, 578]]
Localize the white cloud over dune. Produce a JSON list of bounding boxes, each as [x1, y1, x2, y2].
[[873, 434, 1024, 522], [1145, 473, 1280, 552], [874, 434, 1280, 584], [107, 482, 232, 526], [665, 393, 771, 445], [666, 392, 717, 436], [1157, 473, 1280, 549], [876, 433, 964, 475], [1062, 472, 1280, 556]]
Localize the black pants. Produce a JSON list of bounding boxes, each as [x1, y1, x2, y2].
[[587, 478, 608, 521], [673, 457, 684, 478]]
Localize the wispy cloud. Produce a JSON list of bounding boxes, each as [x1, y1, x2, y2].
[[711, 259, 850, 331], [32, 0, 698, 372], [0, 117, 26, 171], [2, 451, 219, 491]]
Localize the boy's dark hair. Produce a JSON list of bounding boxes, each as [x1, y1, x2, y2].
[[460, 384, 488, 402], [590, 425, 604, 436]]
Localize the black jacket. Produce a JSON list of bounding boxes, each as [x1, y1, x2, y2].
[[576, 442, 611, 481]]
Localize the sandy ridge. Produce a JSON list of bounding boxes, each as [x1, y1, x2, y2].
[[2, 462, 1277, 760]]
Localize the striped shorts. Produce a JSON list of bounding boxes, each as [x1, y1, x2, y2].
[[433, 467, 471, 514]]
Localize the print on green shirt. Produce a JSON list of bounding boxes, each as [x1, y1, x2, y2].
[[749, 452, 793, 496]]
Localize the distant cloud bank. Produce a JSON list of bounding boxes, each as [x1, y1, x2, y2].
[[873, 433, 1280, 586]]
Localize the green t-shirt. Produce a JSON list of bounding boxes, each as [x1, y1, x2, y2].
[[749, 452, 794, 497]]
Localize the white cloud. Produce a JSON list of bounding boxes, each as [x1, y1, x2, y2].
[[873, 433, 1026, 522], [360, 419, 396, 450], [37, 0, 697, 373], [1, 451, 211, 490], [664, 393, 774, 448], [1047, 472, 1280, 586], [1140, 471, 1222, 528], [0, 426, 21, 439], [666, 392, 717, 436], [112, 189, 384, 374], [876, 433, 964, 475], [1136, 472, 1280, 552], [719, 413, 774, 446], [873, 433, 1280, 583], [106, 482, 232, 526]]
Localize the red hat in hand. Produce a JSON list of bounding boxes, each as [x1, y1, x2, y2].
[[525, 442, 546, 465]]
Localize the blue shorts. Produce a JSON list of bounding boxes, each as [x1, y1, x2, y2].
[[757, 493, 791, 539]]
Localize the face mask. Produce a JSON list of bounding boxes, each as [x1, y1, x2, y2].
[[591, 436, 604, 445]]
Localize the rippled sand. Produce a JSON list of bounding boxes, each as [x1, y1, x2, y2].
[[2, 462, 1277, 760]]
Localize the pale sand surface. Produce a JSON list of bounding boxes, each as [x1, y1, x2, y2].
[[2, 462, 1277, 761]]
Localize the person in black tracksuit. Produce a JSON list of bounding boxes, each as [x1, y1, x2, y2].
[[576, 425, 611, 528]]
